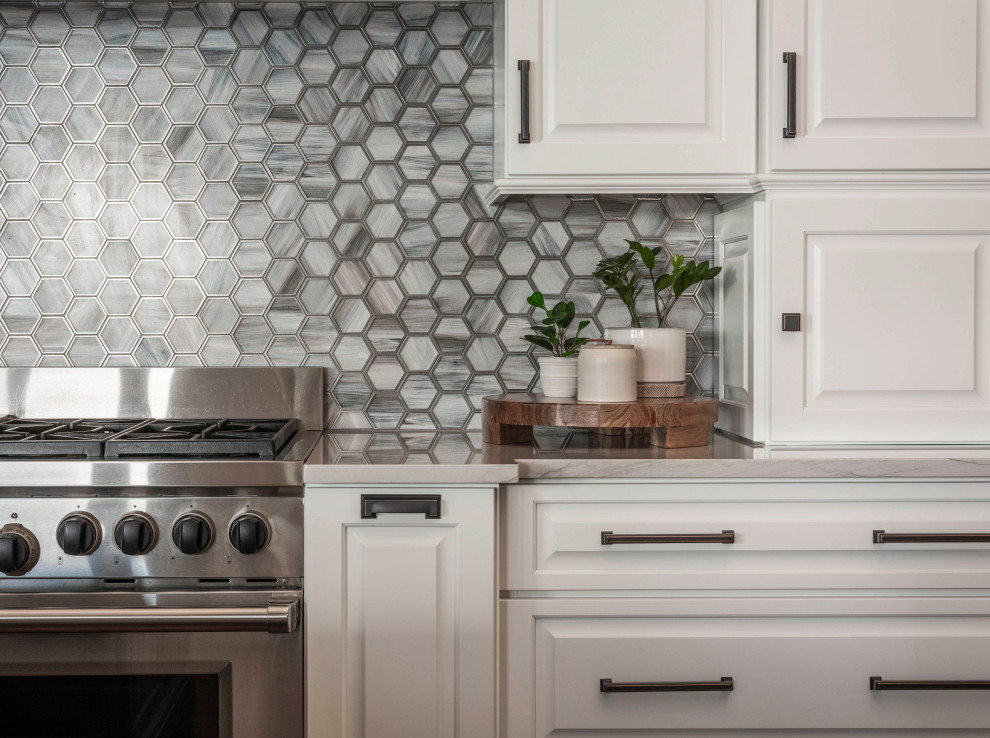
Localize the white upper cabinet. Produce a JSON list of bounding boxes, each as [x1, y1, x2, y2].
[[716, 193, 990, 444], [770, 197, 990, 443], [768, 0, 990, 171], [493, 0, 757, 197]]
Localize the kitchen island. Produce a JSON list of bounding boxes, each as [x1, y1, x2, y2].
[[305, 430, 990, 737]]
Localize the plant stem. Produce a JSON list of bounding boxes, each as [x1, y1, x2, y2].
[[658, 290, 678, 328], [648, 266, 663, 328], [627, 302, 641, 329]]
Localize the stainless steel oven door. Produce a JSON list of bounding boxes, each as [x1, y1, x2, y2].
[[0, 589, 302, 738]]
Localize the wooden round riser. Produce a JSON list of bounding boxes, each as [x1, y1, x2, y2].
[[482, 393, 718, 449]]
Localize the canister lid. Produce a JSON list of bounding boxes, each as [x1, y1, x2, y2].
[[582, 343, 633, 350]]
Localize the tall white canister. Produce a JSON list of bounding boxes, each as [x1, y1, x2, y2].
[[577, 342, 637, 403]]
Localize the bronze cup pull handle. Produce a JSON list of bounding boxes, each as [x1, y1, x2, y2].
[[361, 494, 441, 519]]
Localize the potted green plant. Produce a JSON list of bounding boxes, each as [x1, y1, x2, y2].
[[522, 291, 591, 397], [593, 240, 721, 395]]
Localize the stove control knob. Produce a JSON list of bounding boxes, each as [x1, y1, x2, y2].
[[114, 514, 156, 556], [56, 514, 100, 556], [229, 514, 269, 555], [172, 514, 212, 555], [0, 524, 40, 576]]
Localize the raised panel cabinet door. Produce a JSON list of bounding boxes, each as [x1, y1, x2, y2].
[[503, 0, 756, 176], [770, 198, 990, 443], [305, 487, 495, 738], [769, 0, 990, 170]]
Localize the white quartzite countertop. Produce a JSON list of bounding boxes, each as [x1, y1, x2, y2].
[[303, 429, 990, 485]]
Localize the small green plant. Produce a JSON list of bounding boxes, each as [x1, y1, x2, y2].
[[591, 251, 644, 328], [522, 291, 591, 357], [593, 240, 721, 328]]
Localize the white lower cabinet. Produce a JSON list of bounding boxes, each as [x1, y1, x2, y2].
[[305, 486, 496, 738], [501, 480, 990, 737], [503, 598, 990, 737]]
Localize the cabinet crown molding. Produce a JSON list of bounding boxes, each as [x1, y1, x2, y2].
[[486, 172, 990, 203]]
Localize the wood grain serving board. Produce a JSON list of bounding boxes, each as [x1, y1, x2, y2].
[[482, 393, 718, 449]]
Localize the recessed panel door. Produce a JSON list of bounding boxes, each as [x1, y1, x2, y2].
[[306, 487, 495, 738], [505, 0, 756, 176], [770, 0, 990, 170], [771, 198, 990, 443]]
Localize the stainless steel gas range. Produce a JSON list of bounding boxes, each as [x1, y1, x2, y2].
[[0, 367, 321, 738]]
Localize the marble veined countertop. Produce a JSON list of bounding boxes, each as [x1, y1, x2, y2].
[[303, 428, 990, 484]]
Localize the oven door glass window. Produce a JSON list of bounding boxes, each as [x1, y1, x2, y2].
[[2, 674, 221, 738]]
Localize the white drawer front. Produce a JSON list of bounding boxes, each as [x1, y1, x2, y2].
[[502, 482, 990, 590], [503, 599, 990, 737]]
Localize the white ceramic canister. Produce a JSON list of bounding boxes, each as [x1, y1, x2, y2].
[[577, 343, 637, 402]]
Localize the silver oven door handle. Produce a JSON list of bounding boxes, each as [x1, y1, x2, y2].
[[0, 599, 299, 634]]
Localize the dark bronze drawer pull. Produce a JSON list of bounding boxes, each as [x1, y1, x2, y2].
[[782, 51, 796, 138], [601, 677, 733, 693], [871, 676, 990, 691], [873, 530, 990, 544], [361, 494, 440, 519], [601, 530, 734, 545]]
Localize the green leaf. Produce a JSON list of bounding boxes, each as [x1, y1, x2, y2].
[[522, 335, 555, 352], [526, 291, 546, 309], [532, 325, 556, 339], [554, 301, 575, 330], [627, 240, 655, 271]]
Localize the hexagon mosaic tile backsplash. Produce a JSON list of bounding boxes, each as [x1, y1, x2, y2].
[[0, 1, 718, 430]]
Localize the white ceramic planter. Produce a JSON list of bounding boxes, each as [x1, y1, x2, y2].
[[605, 327, 686, 384], [537, 356, 578, 398]]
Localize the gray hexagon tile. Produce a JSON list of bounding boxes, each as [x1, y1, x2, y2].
[[0, 2, 715, 416]]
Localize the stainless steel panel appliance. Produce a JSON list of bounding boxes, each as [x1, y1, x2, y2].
[[0, 368, 321, 738]]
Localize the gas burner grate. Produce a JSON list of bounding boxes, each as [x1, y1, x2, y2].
[[103, 419, 298, 459], [0, 419, 147, 458], [0, 418, 298, 459], [119, 422, 215, 441]]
